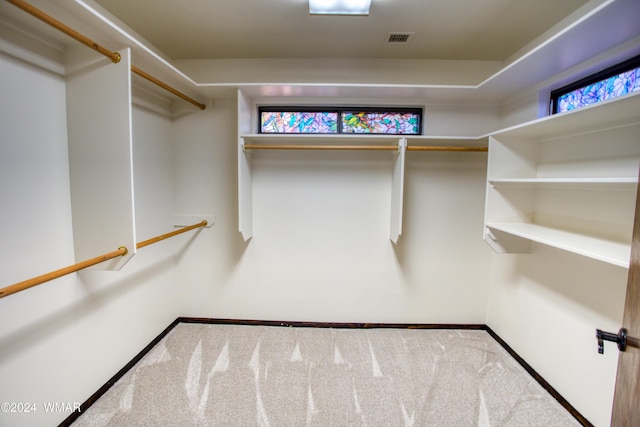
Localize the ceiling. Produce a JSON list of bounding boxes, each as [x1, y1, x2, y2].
[[93, 0, 590, 61]]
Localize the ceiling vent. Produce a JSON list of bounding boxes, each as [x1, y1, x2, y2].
[[387, 32, 414, 43]]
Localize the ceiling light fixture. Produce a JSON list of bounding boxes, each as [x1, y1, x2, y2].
[[309, 0, 372, 15]]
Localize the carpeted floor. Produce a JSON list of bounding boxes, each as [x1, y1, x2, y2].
[[72, 323, 580, 426]]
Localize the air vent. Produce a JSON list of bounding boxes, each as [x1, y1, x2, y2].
[[387, 32, 414, 43]]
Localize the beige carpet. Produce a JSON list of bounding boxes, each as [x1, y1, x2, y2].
[[72, 323, 581, 426]]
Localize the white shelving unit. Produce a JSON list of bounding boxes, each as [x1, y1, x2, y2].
[[238, 132, 406, 243], [0, 4, 214, 273], [236, 90, 489, 242], [484, 92, 640, 268]]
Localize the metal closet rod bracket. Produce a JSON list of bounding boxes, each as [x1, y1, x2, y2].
[[596, 328, 627, 354]]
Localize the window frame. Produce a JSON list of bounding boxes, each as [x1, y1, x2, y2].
[[549, 54, 640, 114], [258, 106, 423, 135]]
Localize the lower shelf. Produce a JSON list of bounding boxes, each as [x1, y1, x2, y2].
[[488, 177, 638, 190], [485, 222, 631, 268]]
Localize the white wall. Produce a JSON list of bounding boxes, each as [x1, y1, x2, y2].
[[175, 97, 493, 323], [487, 245, 628, 426], [0, 42, 184, 426]]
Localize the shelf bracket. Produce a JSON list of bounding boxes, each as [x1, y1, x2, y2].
[[398, 137, 407, 152]]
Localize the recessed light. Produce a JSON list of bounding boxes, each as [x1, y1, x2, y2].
[[309, 0, 372, 15]]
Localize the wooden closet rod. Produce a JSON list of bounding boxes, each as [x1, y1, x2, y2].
[[244, 144, 398, 151], [244, 144, 488, 152], [130, 66, 206, 111], [136, 220, 208, 249], [0, 247, 127, 299], [6, 0, 121, 63], [0, 220, 207, 299], [6, 0, 206, 111], [407, 146, 488, 152]]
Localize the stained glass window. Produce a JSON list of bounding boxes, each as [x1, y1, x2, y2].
[[341, 111, 421, 134], [551, 55, 640, 114], [259, 107, 422, 134], [260, 111, 338, 133]]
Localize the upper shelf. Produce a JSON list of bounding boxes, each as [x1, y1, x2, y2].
[[241, 134, 487, 145], [241, 134, 402, 144], [242, 94, 640, 146], [485, 92, 640, 140]]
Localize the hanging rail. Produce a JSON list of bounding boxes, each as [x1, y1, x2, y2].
[[243, 144, 487, 152], [136, 220, 208, 249], [0, 220, 207, 299], [130, 66, 206, 111], [6, 0, 206, 111], [244, 144, 399, 151], [0, 247, 127, 299], [407, 145, 488, 152], [6, 0, 121, 63]]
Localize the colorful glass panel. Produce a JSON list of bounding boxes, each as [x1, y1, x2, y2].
[[341, 111, 421, 134], [556, 67, 640, 113], [260, 111, 338, 133]]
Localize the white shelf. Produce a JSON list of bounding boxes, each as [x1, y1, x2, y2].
[[486, 223, 631, 268], [489, 177, 638, 189], [243, 133, 486, 143], [484, 92, 640, 267], [242, 133, 402, 144], [486, 91, 640, 140]]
